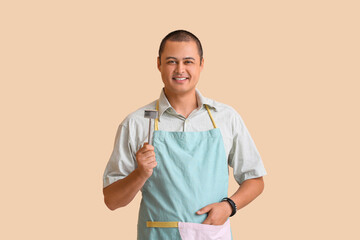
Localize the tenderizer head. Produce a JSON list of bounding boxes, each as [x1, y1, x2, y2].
[[144, 110, 158, 119]]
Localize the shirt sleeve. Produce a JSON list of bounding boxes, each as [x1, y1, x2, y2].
[[103, 124, 137, 188], [228, 111, 267, 185]]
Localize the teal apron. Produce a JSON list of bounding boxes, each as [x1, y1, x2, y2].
[[137, 100, 232, 239]]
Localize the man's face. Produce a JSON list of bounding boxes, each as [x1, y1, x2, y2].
[[157, 40, 204, 97]]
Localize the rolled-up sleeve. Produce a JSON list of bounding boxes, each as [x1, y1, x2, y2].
[[228, 112, 267, 185], [103, 124, 137, 188]]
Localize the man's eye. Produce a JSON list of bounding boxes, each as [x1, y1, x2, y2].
[[185, 61, 194, 64], [167, 60, 176, 64]]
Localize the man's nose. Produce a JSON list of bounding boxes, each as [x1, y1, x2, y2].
[[175, 62, 185, 74]]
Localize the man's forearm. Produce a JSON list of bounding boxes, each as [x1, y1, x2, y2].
[[229, 177, 264, 211], [103, 169, 147, 210]]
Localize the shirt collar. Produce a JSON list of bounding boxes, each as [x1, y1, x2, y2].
[[157, 88, 218, 120]]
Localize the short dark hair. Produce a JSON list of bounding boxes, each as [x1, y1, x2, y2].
[[158, 30, 203, 64]]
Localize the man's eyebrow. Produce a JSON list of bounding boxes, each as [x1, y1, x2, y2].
[[165, 57, 196, 60]]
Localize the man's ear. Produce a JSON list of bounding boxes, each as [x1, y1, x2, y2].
[[157, 57, 161, 71], [200, 58, 205, 71]]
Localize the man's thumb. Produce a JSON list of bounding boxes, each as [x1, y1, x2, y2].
[[196, 206, 210, 215]]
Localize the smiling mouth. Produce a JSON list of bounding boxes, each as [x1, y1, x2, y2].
[[172, 77, 189, 81]]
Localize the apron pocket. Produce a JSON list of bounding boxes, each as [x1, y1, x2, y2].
[[178, 219, 231, 240]]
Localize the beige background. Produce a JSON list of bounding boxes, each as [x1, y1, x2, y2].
[[1, 0, 359, 239]]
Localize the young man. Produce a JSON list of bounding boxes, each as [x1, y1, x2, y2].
[[103, 30, 267, 239]]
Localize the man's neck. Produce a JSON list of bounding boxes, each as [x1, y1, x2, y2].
[[163, 88, 198, 119]]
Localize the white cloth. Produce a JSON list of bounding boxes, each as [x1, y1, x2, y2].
[[178, 219, 231, 240], [103, 88, 267, 188]]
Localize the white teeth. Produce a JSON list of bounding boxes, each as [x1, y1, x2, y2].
[[174, 78, 187, 81]]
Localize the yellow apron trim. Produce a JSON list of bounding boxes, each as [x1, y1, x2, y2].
[[154, 100, 217, 131], [146, 221, 179, 228], [155, 100, 159, 131], [205, 104, 217, 128]]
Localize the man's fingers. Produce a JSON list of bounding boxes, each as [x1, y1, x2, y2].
[[148, 161, 157, 168], [196, 204, 212, 215], [143, 157, 156, 164], [136, 150, 155, 162], [141, 143, 154, 151], [140, 157, 157, 167], [140, 150, 155, 159], [202, 217, 212, 225], [139, 149, 154, 156], [138, 150, 155, 159]]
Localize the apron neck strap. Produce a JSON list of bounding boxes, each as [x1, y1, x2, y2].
[[154, 100, 217, 131], [204, 104, 217, 129]]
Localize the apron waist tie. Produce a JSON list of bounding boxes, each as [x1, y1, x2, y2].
[[146, 221, 179, 228]]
